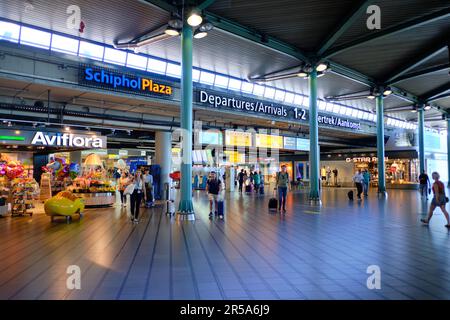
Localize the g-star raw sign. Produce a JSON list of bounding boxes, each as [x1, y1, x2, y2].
[[197, 90, 307, 121], [31, 132, 106, 149]]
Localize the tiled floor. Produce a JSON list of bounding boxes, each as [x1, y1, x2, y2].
[[1, 187, 450, 300]]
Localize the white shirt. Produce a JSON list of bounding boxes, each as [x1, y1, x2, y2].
[[143, 174, 153, 184], [353, 173, 364, 184]]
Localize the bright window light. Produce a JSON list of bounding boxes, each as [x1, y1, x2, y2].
[[294, 95, 303, 106], [325, 103, 333, 112], [264, 87, 275, 99], [20, 26, 51, 49], [302, 97, 309, 108], [241, 82, 254, 93], [126, 53, 148, 70], [357, 110, 363, 119], [51, 34, 79, 54], [253, 85, 265, 96], [192, 69, 200, 82], [274, 90, 285, 102], [0, 21, 20, 43], [103, 47, 127, 65], [362, 112, 369, 120], [371, 114, 377, 122], [318, 101, 327, 110], [79, 41, 104, 61], [284, 92, 295, 104], [332, 104, 340, 114], [200, 71, 215, 85], [228, 78, 242, 91], [147, 58, 167, 74], [345, 108, 353, 116], [214, 74, 229, 88], [351, 109, 358, 118], [340, 106, 348, 115], [387, 118, 392, 125], [166, 63, 181, 77]]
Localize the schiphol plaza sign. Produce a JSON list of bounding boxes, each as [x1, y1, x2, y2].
[[197, 90, 361, 131]]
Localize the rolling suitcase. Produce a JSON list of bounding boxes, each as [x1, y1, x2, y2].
[[347, 190, 354, 200], [245, 185, 252, 193], [217, 200, 224, 219], [268, 189, 278, 210], [259, 184, 264, 195]]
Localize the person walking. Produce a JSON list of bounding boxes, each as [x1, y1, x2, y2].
[[206, 171, 222, 219], [362, 169, 370, 197], [352, 169, 364, 200], [253, 171, 261, 194], [130, 171, 146, 223], [238, 169, 244, 193], [118, 172, 130, 207], [276, 165, 290, 213], [421, 172, 450, 228], [143, 169, 154, 207], [418, 171, 431, 199]]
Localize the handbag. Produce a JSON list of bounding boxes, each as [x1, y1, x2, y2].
[[446, 197, 449, 203], [123, 183, 135, 195]]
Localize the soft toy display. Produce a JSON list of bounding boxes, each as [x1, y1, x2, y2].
[[0, 162, 6, 176], [69, 163, 80, 179], [43, 158, 71, 180], [44, 190, 85, 222], [6, 161, 25, 179]]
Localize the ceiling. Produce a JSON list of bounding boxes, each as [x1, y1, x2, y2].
[[0, 0, 449, 128]]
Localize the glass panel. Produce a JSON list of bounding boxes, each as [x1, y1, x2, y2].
[[200, 71, 215, 85], [339, 106, 348, 115], [103, 47, 127, 65], [253, 84, 265, 96], [20, 26, 51, 49], [294, 95, 303, 105], [79, 41, 104, 60], [274, 90, 285, 101], [302, 97, 309, 107], [284, 92, 295, 104], [228, 78, 242, 91], [325, 102, 333, 112], [0, 21, 20, 43], [192, 69, 200, 82], [332, 104, 340, 114], [214, 74, 229, 88], [241, 81, 254, 93], [357, 110, 363, 119], [126, 53, 148, 70], [147, 58, 167, 74], [51, 34, 79, 54], [318, 101, 327, 110], [345, 107, 353, 116], [351, 109, 358, 118], [264, 87, 275, 99], [166, 63, 181, 77]]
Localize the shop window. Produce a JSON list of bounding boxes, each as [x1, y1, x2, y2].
[[241, 81, 253, 93], [228, 78, 242, 91], [126, 53, 148, 70], [274, 90, 285, 102], [0, 21, 20, 43], [264, 87, 275, 99], [284, 92, 295, 104], [147, 58, 167, 74], [200, 71, 215, 85], [252, 84, 265, 97], [79, 41, 104, 61], [20, 26, 51, 49], [51, 34, 79, 54], [192, 68, 200, 82], [214, 74, 229, 88], [166, 63, 181, 77], [103, 47, 127, 65]]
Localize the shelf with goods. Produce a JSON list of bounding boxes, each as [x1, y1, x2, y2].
[[0, 176, 9, 216], [66, 177, 116, 207], [10, 178, 40, 216]]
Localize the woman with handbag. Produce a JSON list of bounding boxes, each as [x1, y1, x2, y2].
[[421, 172, 450, 228], [128, 171, 146, 223]]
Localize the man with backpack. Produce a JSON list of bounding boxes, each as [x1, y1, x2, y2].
[[276, 165, 291, 213], [418, 171, 431, 200], [206, 171, 223, 219]]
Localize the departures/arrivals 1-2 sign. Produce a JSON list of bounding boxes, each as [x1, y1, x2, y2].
[[197, 90, 361, 130]]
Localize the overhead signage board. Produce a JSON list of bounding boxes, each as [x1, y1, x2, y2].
[[79, 65, 173, 97], [199, 131, 222, 145], [296, 138, 310, 151], [256, 134, 283, 149], [283, 136, 297, 150], [225, 130, 252, 147], [317, 115, 361, 130]]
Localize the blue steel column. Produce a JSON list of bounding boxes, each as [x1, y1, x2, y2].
[[376, 95, 386, 194], [447, 117, 450, 187], [177, 21, 195, 218], [418, 106, 425, 175], [308, 69, 320, 201]]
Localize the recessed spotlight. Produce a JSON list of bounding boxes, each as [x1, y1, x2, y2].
[[65, 126, 70, 131], [15, 130, 20, 134]]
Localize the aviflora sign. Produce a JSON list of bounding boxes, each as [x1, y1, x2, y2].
[[197, 90, 307, 121], [79, 66, 173, 97], [31, 132, 106, 149]]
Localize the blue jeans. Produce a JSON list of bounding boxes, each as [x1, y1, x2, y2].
[[278, 187, 287, 210], [363, 182, 369, 195]]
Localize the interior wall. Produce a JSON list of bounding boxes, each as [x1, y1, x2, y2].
[[320, 160, 355, 185]]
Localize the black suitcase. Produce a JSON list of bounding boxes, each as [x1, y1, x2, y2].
[[245, 185, 252, 193], [348, 190, 354, 200], [217, 200, 224, 218], [268, 197, 278, 210]]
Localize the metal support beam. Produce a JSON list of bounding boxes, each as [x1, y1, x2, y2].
[[418, 106, 425, 175], [317, 0, 372, 56], [384, 40, 448, 84], [447, 117, 450, 187], [387, 63, 450, 85], [177, 19, 195, 219], [308, 69, 320, 202], [421, 82, 450, 102], [323, 8, 450, 58], [428, 92, 450, 103], [376, 95, 386, 195]]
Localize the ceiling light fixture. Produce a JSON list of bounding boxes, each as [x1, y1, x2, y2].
[[65, 126, 70, 131], [316, 62, 329, 72], [193, 29, 208, 39], [367, 95, 375, 100], [187, 10, 203, 27], [424, 105, 432, 111], [297, 71, 308, 78], [164, 26, 180, 36], [383, 87, 392, 96]]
